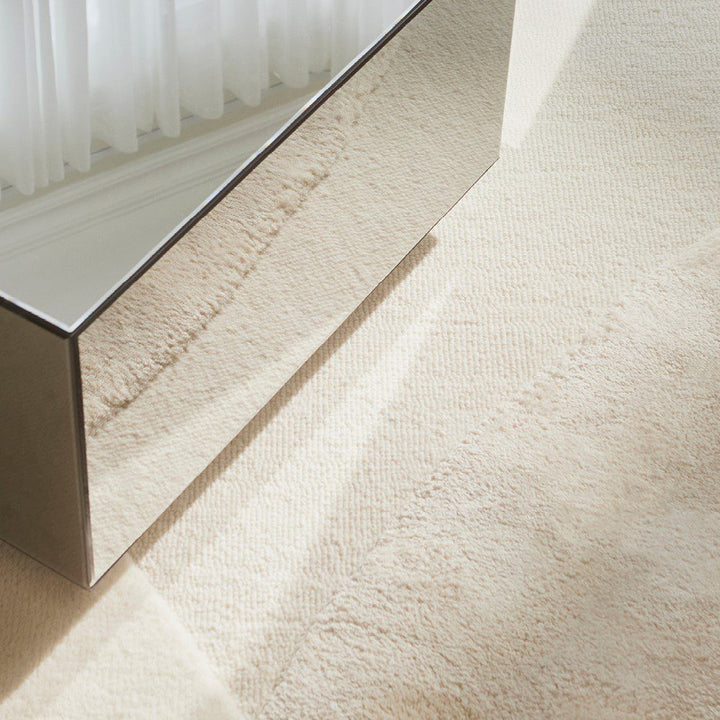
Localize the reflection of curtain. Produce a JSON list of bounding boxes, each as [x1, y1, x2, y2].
[[0, 0, 415, 198]]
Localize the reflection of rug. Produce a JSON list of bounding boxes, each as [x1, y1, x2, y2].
[[79, 0, 512, 583], [264, 236, 720, 718], [79, 44, 397, 439]]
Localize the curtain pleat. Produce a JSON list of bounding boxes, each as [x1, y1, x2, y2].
[[49, 0, 91, 171], [266, 0, 310, 89], [176, 0, 224, 119], [221, 0, 262, 107], [307, 0, 331, 74], [1, 0, 37, 195], [88, 0, 138, 153], [153, 0, 181, 138], [0, 0, 416, 198]]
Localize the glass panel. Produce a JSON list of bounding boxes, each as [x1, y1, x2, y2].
[[78, 0, 514, 582], [0, 0, 419, 331]]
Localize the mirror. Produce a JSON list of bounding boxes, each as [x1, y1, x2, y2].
[[0, 0, 418, 331], [0, 0, 515, 586]]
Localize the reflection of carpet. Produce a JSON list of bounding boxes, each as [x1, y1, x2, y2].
[[1, 0, 719, 717], [264, 236, 720, 718], [79, 46, 396, 439]]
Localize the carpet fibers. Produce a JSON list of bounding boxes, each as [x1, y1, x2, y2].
[[0, 0, 718, 717], [262, 237, 720, 718]]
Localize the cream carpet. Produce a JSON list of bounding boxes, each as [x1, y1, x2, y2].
[[1, 0, 718, 717], [263, 236, 720, 718]]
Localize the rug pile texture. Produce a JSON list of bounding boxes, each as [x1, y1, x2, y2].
[[0, 0, 718, 717]]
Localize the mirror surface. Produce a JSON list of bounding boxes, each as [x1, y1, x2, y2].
[[79, 0, 514, 582], [0, 0, 418, 331]]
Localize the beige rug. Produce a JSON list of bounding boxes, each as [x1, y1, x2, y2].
[[0, 0, 718, 717], [262, 236, 720, 718]]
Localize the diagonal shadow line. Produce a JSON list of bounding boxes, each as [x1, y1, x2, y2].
[[0, 230, 437, 704], [131, 230, 439, 562]]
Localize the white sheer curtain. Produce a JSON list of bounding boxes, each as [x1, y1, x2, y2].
[[0, 0, 413, 198]]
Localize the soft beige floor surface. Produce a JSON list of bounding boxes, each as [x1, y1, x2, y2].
[[263, 236, 720, 718], [0, 0, 718, 717]]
